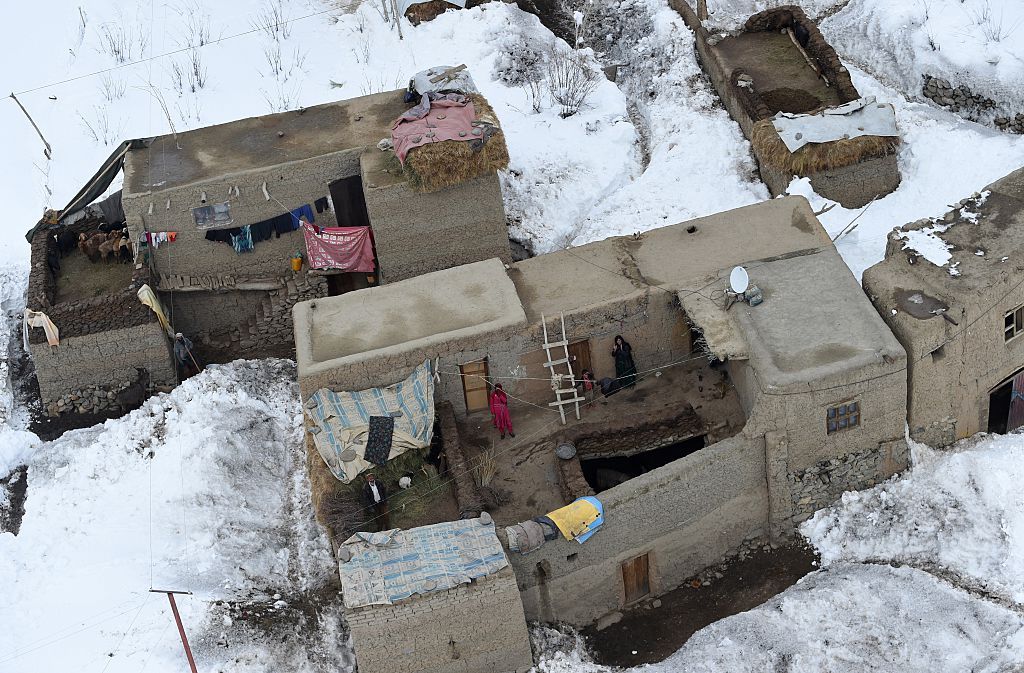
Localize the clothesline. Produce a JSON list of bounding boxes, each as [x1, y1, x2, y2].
[[204, 202, 319, 254]]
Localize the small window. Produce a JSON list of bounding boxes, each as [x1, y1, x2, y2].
[[931, 345, 946, 362], [826, 401, 860, 434], [1005, 306, 1024, 342]]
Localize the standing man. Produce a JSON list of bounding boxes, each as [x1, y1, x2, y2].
[[362, 473, 390, 532], [174, 332, 200, 378]]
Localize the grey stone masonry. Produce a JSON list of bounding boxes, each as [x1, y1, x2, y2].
[[788, 439, 909, 524], [345, 566, 534, 673], [922, 74, 1024, 134], [31, 320, 175, 414]]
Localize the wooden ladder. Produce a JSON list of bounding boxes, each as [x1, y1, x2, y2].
[[541, 312, 583, 424]]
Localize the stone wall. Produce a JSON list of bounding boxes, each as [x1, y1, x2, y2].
[[30, 320, 175, 414], [345, 566, 534, 673], [922, 75, 1024, 134], [788, 439, 909, 524], [438, 402, 486, 518], [509, 435, 768, 626], [162, 271, 328, 361]]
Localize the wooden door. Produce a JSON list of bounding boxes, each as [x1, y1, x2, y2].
[[567, 340, 592, 378], [621, 553, 650, 604], [460, 359, 490, 413], [1009, 371, 1024, 432]]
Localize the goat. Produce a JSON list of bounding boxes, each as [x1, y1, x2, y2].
[[118, 233, 133, 263], [55, 230, 78, 257], [97, 234, 118, 264], [78, 232, 102, 262], [115, 368, 150, 411]]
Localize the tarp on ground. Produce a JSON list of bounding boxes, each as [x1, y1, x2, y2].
[[302, 224, 375, 271], [305, 360, 434, 484], [339, 518, 508, 608], [546, 496, 604, 544], [771, 97, 898, 153]]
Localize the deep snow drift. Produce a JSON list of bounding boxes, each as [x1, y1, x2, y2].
[[0, 359, 351, 673]]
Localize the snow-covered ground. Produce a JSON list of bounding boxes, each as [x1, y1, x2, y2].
[[824, 0, 1024, 114], [0, 359, 351, 673]]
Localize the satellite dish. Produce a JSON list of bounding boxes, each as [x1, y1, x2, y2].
[[729, 266, 749, 294]]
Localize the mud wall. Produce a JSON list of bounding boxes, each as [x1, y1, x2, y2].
[[345, 566, 534, 673], [361, 152, 512, 283], [508, 434, 768, 626]]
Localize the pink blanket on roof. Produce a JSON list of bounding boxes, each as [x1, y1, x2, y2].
[[391, 99, 477, 163]]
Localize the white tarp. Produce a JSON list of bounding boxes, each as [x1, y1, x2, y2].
[[772, 97, 899, 153], [410, 64, 477, 96]]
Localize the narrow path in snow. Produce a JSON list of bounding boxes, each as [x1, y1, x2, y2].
[[859, 558, 1024, 616]]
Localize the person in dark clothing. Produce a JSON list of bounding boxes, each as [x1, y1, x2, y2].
[[174, 333, 200, 378], [362, 473, 391, 532], [612, 335, 637, 389]]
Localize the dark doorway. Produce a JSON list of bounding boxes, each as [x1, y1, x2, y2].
[[580, 435, 706, 492], [329, 176, 371, 228], [988, 369, 1024, 434], [326, 272, 377, 297], [988, 379, 1012, 434]]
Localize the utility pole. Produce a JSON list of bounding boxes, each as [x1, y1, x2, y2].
[[9, 93, 53, 160], [150, 589, 198, 673]]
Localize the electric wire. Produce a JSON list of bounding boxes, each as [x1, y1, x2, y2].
[[10, 4, 344, 97]]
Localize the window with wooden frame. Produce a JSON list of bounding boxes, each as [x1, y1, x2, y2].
[[1006, 305, 1024, 342], [826, 401, 860, 434]]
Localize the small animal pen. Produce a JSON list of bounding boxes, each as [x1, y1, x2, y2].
[[679, 3, 901, 207]]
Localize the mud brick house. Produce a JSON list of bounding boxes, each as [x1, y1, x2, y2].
[[670, 3, 901, 208], [293, 195, 909, 659], [340, 519, 533, 673], [121, 88, 511, 361], [863, 167, 1024, 446], [24, 87, 511, 412]]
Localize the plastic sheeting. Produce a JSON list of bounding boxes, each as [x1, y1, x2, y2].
[[411, 65, 477, 96], [771, 97, 899, 152], [302, 224, 375, 271], [546, 496, 604, 543], [305, 360, 434, 484], [339, 518, 508, 608]]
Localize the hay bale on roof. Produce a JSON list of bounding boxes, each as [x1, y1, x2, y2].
[[751, 118, 899, 176], [403, 93, 509, 193]]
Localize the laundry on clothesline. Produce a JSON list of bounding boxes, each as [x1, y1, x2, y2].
[[203, 202, 318, 253]]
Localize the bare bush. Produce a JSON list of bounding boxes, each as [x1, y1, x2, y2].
[[523, 79, 544, 113], [251, 0, 292, 41], [170, 61, 185, 97], [99, 73, 126, 102], [547, 48, 599, 118], [188, 49, 207, 91], [78, 106, 122, 146], [177, 0, 213, 48], [96, 22, 147, 63]]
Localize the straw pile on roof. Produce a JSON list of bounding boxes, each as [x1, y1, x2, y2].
[[403, 93, 509, 193], [751, 118, 899, 176]]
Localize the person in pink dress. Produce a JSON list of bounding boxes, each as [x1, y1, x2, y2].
[[489, 383, 515, 439]]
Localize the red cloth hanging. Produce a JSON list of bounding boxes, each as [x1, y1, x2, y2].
[[303, 224, 375, 272]]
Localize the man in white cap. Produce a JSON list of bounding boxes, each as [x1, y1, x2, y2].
[[173, 332, 198, 378]]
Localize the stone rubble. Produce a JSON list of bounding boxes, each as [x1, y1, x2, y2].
[[922, 75, 1024, 134]]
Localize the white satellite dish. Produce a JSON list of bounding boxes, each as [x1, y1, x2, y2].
[[729, 266, 749, 294]]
